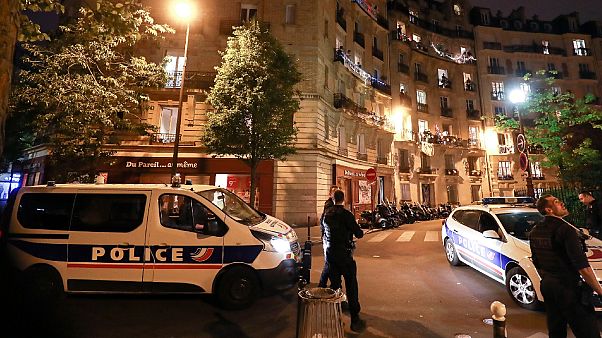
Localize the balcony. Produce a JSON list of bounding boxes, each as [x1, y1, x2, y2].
[[165, 71, 216, 89], [376, 156, 389, 165], [487, 66, 505, 75], [400, 129, 416, 141], [414, 72, 428, 83], [420, 131, 467, 148], [334, 93, 366, 113], [467, 138, 481, 148], [413, 42, 428, 53], [546, 71, 563, 79], [532, 175, 546, 180], [498, 145, 515, 154], [467, 109, 481, 120], [333, 48, 372, 83], [357, 152, 368, 161], [440, 107, 453, 118], [333, 93, 394, 131], [336, 10, 346, 31], [418, 167, 438, 175], [417, 103, 428, 113], [352, 0, 389, 30], [491, 91, 505, 101], [399, 92, 411, 106], [372, 47, 384, 61], [398, 166, 411, 173], [579, 71, 596, 80], [501, 44, 567, 56], [465, 81, 476, 91], [371, 78, 391, 95], [398, 63, 410, 74], [483, 41, 502, 50], [353, 32, 365, 48], [497, 174, 515, 181], [150, 133, 180, 144], [573, 47, 591, 56], [445, 168, 459, 176], [391, 31, 411, 43], [469, 169, 482, 177], [515, 69, 531, 77]]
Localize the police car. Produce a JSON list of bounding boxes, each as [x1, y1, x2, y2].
[[442, 197, 602, 310], [1, 182, 301, 309]]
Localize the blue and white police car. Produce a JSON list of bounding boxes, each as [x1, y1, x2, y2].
[[442, 197, 602, 310]]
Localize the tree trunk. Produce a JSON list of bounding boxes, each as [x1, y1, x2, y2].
[[249, 159, 258, 209], [0, 1, 19, 160]]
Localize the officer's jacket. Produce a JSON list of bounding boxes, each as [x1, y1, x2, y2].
[[323, 205, 364, 261], [529, 215, 590, 283], [585, 198, 602, 231]]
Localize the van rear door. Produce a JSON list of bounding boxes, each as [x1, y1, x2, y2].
[[66, 191, 150, 292]]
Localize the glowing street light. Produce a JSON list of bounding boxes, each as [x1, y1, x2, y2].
[[509, 89, 534, 198], [170, 1, 195, 184]]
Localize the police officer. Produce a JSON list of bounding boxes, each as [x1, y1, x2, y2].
[[579, 191, 602, 239], [318, 185, 339, 288], [529, 195, 602, 338], [323, 190, 366, 332]]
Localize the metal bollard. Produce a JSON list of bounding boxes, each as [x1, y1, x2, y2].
[[490, 301, 507, 338]]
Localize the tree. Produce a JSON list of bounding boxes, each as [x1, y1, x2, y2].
[[204, 21, 301, 208], [496, 70, 602, 188], [0, 0, 63, 162], [10, 0, 173, 182]]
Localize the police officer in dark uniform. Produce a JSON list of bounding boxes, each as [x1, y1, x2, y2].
[[529, 194, 602, 338], [318, 185, 339, 288], [579, 191, 602, 239], [323, 190, 366, 332]]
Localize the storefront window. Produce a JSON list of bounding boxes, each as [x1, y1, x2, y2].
[[215, 173, 257, 205], [0, 173, 21, 200]]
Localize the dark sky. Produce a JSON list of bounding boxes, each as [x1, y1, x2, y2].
[[471, 0, 602, 23]]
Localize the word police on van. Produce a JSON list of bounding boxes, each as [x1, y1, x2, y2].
[[0, 182, 301, 309]]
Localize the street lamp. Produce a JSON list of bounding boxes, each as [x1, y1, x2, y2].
[[171, 1, 194, 183], [508, 89, 535, 198]]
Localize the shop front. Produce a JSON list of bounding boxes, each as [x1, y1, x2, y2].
[[332, 164, 393, 218]]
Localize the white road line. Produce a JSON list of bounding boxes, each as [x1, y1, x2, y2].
[[424, 231, 439, 242], [396, 231, 415, 242], [368, 232, 393, 242]]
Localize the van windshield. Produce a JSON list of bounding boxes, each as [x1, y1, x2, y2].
[[197, 188, 265, 226]]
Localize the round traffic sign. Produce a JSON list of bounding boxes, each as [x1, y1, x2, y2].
[[516, 134, 526, 153], [366, 168, 377, 182], [519, 153, 529, 172]]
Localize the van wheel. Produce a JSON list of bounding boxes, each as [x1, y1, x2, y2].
[[216, 266, 259, 310], [506, 266, 542, 311], [21, 266, 64, 305]]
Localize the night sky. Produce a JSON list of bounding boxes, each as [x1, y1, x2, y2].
[[471, 0, 602, 23]]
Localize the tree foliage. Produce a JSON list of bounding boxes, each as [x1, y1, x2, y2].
[[204, 21, 301, 207], [496, 70, 602, 187], [9, 0, 173, 182]]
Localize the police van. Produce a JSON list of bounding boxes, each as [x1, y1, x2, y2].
[[0, 182, 300, 309]]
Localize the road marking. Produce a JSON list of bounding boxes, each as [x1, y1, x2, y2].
[[368, 232, 392, 242], [396, 231, 415, 241], [424, 231, 439, 242]]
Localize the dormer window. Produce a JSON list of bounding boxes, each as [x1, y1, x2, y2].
[[530, 22, 538, 31], [453, 4, 462, 16], [514, 21, 522, 30], [500, 20, 508, 29]]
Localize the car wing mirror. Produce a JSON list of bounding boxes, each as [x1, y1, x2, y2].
[[199, 219, 227, 237], [483, 229, 501, 240]]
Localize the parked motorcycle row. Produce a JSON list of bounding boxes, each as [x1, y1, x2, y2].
[[357, 201, 455, 230]]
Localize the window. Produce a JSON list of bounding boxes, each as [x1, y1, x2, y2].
[[400, 183, 411, 201], [338, 126, 346, 148], [71, 194, 147, 232], [412, 34, 421, 43], [489, 57, 500, 68], [447, 185, 459, 204], [579, 63, 590, 73], [17, 193, 75, 230], [440, 96, 449, 108], [466, 99, 475, 110], [498, 161, 512, 179], [285, 4, 296, 24], [452, 210, 481, 230], [323, 65, 329, 88], [519, 82, 531, 94], [418, 119, 429, 134], [530, 161, 543, 178], [420, 153, 431, 168], [541, 40, 549, 54], [409, 10, 418, 23], [416, 90, 427, 104], [471, 185, 481, 202], [399, 83, 406, 94], [492, 81, 504, 99], [468, 126, 479, 145], [552, 86, 561, 95], [481, 12, 489, 25], [468, 156, 478, 172], [159, 107, 179, 141], [573, 39, 587, 55], [357, 134, 366, 154], [547, 63, 556, 71], [415, 62, 423, 74], [497, 133, 507, 145], [241, 4, 258, 22], [159, 194, 213, 232], [398, 149, 410, 169], [164, 54, 186, 88], [516, 61, 526, 72], [398, 53, 406, 64], [494, 105, 506, 115], [432, 19, 439, 28], [445, 155, 455, 170], [438, 69, 449, 87], [453, 4, 462, 16]]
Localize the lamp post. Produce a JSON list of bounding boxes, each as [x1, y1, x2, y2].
[[508, 89, 535, 198], [171, 1, 194, 182]]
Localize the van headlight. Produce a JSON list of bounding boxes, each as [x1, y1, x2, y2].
[[252, 230, 291, 253]]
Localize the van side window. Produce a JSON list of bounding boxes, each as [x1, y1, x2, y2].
[[17, 193, 75, 230], [159, 194, 212, 232], [71, 194, 146, 232]]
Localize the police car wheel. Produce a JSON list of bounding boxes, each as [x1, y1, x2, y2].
[[21, 266, 63, 305], [444, 239, 461, 266], [505, 267, 542, 311], [217, 266, 259, 310]]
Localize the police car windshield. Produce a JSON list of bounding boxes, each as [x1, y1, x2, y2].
[[496, 211, 543, 241], [197, 188, 265, 226]]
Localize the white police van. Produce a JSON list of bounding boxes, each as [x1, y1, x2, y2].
[[0, 182, 300, 309], [442, 197, 602, 310]]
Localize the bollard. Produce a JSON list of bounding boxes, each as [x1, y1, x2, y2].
[[490, 301, 507, 338]]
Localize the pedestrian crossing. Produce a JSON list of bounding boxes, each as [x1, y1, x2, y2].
[[363, 230, 442, 243]]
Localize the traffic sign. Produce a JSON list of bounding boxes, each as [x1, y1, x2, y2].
[[519, 153, 529, 172], [366, 168, 377, 182], [516, 134, 526, 153]]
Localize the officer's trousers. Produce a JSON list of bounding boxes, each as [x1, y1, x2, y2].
[[327, 255, 360, 320], [540, 278, 600, 338]]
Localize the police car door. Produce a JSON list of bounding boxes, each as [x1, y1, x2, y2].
[[474, 211, 505, 283], [449, 209, 481, 266], [145, 192, 224, 293], [67, 191, 150, 292]]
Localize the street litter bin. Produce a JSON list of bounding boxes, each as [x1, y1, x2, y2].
[[296, 287, 345, 338]]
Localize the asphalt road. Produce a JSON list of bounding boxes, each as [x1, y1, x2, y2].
[[3, 219, 600, 337]]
